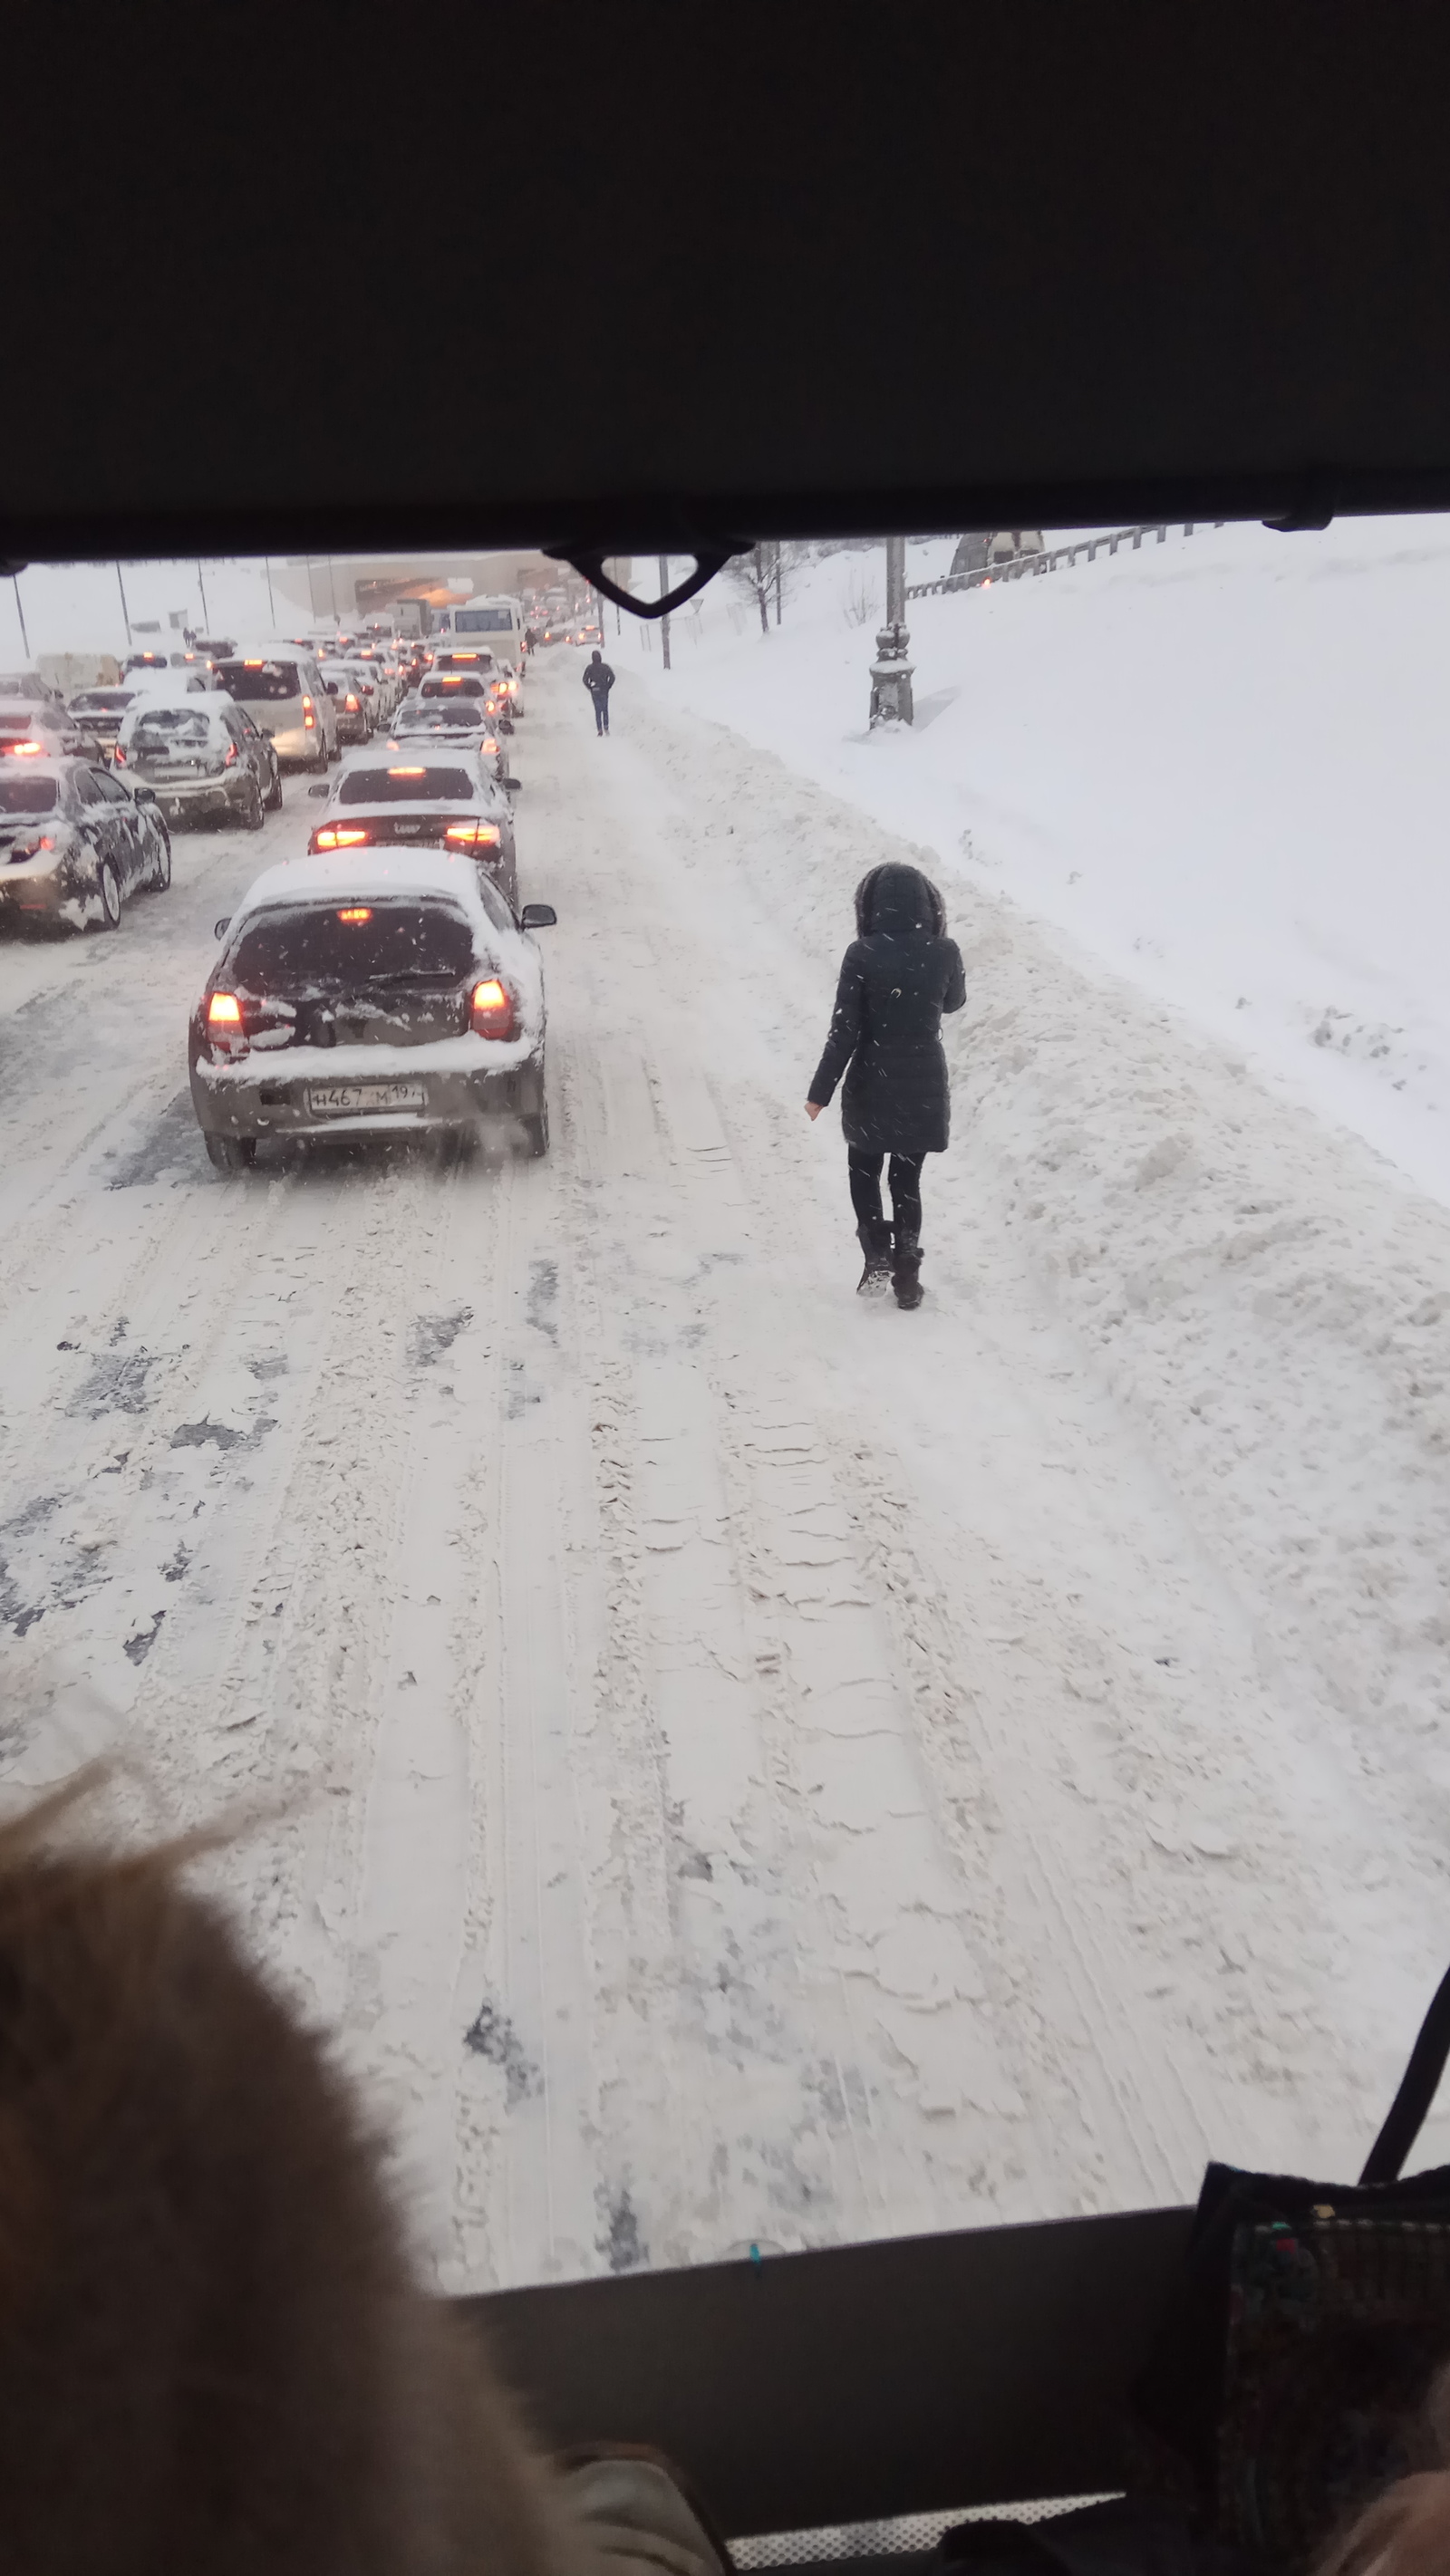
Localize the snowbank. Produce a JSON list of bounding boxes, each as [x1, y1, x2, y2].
[[628, 519, 1450, 1207]]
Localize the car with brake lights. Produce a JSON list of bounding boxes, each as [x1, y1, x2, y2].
[[323, 672, 371, 747], [112, 693, 282, 829], [0, 754, 171, 931], [189, 849, 556, 1170], [304, 748, 517, 900], [390, 688, 516, 784], [212, 648, 337, 771], [0, 690, 109, 758]]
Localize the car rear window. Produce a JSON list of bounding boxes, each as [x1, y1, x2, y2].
[[420, 676, 487, 698], [397, 705, 486, 731], [216, 659, 300, 702], [0, 775, 58, 814], [72, 690, 134, 713], [336, 766, 474, 806], [230, 900, 477, 988], [131, 709, 212, 748], [454, 608, 513, 633]]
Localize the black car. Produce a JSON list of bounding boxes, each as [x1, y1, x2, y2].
[[0, 756, 171, 931]]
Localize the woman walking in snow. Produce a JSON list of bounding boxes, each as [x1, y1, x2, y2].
[[806, 862, 965, 1307]]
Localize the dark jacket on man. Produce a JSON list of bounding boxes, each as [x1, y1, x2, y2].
[[808, 863, 966, 1154], [583, 654, 615, 699]]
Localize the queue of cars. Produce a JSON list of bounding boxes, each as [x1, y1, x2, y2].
[[2, 603, 558, 1166]]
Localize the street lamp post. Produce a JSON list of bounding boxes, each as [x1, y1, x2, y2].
[[869, 534, 914, 727]]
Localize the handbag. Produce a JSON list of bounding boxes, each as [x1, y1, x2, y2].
[[1130, 1960, 1450, 2571]]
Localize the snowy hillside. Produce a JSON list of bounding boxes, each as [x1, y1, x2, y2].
[[626, 518, 1450, 1205]]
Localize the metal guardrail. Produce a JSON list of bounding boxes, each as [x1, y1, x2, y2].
[[904, 521, 1226, 600]]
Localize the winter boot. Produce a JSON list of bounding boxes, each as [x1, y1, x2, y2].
[[856, 1219, 894, 1295], [892, 1233, 923, 1309]]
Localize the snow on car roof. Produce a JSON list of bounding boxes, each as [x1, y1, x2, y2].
[[121, 696, 227, 732], [232, 847, 498, 927]]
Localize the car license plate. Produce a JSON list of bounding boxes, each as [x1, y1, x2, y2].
[[306, 1080, 427, 1117]]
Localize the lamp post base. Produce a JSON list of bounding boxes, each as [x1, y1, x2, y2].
[[869, 622, 914, 727]]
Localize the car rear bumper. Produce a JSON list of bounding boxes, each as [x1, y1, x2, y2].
[[141, 777, 244, 821], [0, 854, 99, 927], [270, 724, 324, 763], [191, 1047, 546, 1141]]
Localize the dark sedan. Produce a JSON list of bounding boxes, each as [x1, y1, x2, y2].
[[0, 756, 171, 931]]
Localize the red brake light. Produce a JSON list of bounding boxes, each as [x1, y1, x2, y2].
[[337, 906, 372, 923], [303, 694, 315, 728], [388, 766, 426, 777], [14, 833, 55, 856], [470, 977, 516, 1039], [5, 740, 44, 757], [345, 694, 359, 711], [224, 742, 237, 766], [244, 658, 264, 668], [208, 992, 243, 1026], [445, 820, 500, 846], [483, 738, 498, 755], [314, 825, 371, 849], [112, 744, 127, 764]]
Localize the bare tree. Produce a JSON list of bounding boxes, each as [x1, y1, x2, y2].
[[728, 541, 798, 634]]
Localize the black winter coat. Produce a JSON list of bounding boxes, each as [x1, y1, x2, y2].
[[583, 658, 615, 699], [808, 863, 966, 1154]]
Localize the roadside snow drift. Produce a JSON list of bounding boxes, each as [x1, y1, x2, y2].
[[630, 517, 1450, 1206]]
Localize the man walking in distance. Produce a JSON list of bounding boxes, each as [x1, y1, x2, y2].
[[583, 648, 615, 735]]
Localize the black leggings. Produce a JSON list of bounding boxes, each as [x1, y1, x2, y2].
[[848, 1146, 923, 1240]]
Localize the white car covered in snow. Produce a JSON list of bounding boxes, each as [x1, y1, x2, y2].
[[188, 848, 556, 1171], [304, 746, 518, 900]]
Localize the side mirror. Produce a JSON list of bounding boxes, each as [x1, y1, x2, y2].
[[502, 777, 521, 794], [214, 916, 231, 939], [132, 786, 158, 805], [520, 902, 556, 930], [260, 725, 274, 738], [307, 782, 330, 799], [324, 682, 339, 697]]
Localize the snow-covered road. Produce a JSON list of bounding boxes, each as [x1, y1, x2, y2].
[[5, 653, 1450, 2291]]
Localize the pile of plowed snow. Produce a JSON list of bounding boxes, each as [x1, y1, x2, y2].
[[628, 518, 1450, 1205]]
